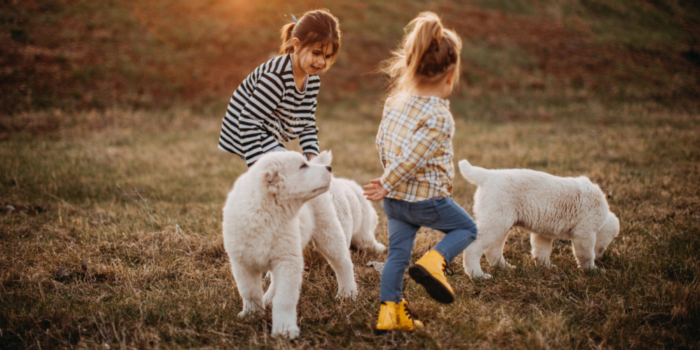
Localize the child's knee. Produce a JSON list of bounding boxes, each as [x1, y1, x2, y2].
[[386, 247, 413, 264], [460, 221, 478, 240], [469, 225, 478, 240]]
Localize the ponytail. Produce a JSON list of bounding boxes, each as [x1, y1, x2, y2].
[[381, 12, 462, 97], [405, 14, 443, 77], [279, 22, 296, 55]]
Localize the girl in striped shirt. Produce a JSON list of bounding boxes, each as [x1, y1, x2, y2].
[[218, 10, 341, 167], [364, 12, 478, 333]]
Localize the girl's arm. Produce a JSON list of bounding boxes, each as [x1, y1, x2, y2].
[[363, 179, 388, 201], [237, 72, 286, 166], [376, 122, 387, 168], [380, 112, 450, 193], [299, 99, 320, 158]]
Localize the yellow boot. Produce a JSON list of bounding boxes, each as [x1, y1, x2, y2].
[[375, 300, 423, 333], [396, 299, 424, 331], [408, 249, 455, 304], [375, 301, 397, 334]]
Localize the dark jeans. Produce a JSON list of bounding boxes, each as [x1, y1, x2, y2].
[[379, 197, 478, 303]]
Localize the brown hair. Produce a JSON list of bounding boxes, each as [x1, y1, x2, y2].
[[278, 9, 341, 72], [381, 12, 462, 97]]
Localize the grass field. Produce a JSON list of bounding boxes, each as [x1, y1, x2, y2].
[[1, 101, 699, 348], [2, 0, 700, 348]]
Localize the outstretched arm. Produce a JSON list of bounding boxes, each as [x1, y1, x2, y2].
[[363, 178, 389, 201], [300, 99, 320, 160]]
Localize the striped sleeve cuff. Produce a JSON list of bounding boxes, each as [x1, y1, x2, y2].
[[244, 148, 264, 167]]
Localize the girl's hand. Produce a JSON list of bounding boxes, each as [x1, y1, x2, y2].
[[305, 153, 317, 161], [363, 178, 389, 201]]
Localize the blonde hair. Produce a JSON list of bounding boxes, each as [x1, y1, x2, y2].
[[381, 12, 462, 97], [278, 9, 341, 72]]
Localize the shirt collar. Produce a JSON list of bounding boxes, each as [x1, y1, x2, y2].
[[410, 94, 450, 108]]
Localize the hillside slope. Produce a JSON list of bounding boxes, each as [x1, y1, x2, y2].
[[1, 0, 699, 115]]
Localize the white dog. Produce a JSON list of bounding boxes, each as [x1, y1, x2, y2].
[[222, 151, 382, 338], [329, 177, 386, 253], [458, 160, 620, 279]]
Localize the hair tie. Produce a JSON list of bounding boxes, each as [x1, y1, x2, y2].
[[291, 14, 298, 24]]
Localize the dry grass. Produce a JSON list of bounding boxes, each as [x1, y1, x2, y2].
[[2, 0, 699, 348], [1, 101, 699, 349]]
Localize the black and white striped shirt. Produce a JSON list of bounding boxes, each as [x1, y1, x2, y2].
[[218, 54, 321, 166]]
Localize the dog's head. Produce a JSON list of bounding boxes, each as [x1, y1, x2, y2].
[[252, 151, 332, 203], [595, 212, 620, 259]]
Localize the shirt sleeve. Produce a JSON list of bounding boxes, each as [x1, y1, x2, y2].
[[376, 119, 387, 168], [380, 111, 449, 192], [299, 99, 320, 156], [237, 72, 286, 166]]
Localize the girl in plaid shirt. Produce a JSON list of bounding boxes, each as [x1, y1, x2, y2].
[[364, 12, 478, 333]]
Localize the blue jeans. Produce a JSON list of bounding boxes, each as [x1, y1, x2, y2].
[[379, 197, 478, 303]]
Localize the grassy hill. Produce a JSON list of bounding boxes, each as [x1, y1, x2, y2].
[[1, 0, 699, 116]]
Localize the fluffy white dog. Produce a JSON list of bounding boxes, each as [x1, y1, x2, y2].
[[329, 177, 386, 253], [222, 150, 383, 338], [458, 159, 620, 279]]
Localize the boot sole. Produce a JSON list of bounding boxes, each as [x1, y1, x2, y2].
[[408, 264, 454, 304]]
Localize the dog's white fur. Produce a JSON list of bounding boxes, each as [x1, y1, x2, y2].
[[328, 176, 386, 253], [458, 159, 620, 279], [222, 151, 383, 338]]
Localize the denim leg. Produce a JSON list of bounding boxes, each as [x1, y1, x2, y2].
[[379, 205, 420, 303], [426, 197, 478, 263]]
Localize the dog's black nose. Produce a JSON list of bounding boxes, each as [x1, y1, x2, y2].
[[326, 166, 332, 172]]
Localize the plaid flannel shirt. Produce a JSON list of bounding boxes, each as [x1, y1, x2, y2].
[[376, 95, 455, 202]]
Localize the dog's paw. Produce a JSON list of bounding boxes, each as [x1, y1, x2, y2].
[[577, 260, 597, 271], [473, 273, 492, 280], [335, 288, 357, 300], [271, 324, 300, 339], [373, 242, 387, 253], [238, 302, 264, 318], [466, 270, 492, 280], [538, 262, 553, 268], [491, 257, 514, 270], [533, 257, 553, 268], [238, 308, 262, 319]]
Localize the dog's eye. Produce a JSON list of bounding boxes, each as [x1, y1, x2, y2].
[[300, 163, 309, 169]]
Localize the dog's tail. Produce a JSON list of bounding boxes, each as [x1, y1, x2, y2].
[[458, 159, 490, 186]]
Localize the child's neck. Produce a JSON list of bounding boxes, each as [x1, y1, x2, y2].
[[291, 53, 307, 91], [411, 83, 450, 100]]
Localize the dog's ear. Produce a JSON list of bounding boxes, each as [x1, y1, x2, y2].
[[262, 165, 284, 193], [312, 150, 332, 166]]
